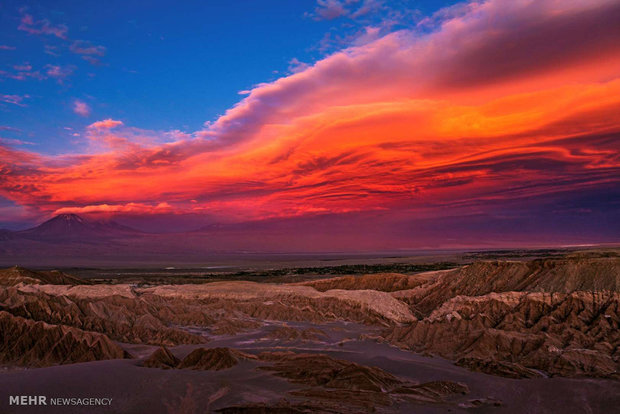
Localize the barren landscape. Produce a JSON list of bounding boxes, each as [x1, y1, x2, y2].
[[0, 248, 618, 413], [2, 0, 620, 412]]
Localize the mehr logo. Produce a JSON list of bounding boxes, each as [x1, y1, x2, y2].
[[9, 395, 113, 406], [9, 396, 47, 405]]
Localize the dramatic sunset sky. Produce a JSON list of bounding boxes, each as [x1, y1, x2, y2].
[[1, 0, 619, 249]]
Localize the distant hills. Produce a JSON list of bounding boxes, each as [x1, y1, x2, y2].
[[6, 213, 142, 242], [1, 213, 617, 267], [0, 265, 87, 286]]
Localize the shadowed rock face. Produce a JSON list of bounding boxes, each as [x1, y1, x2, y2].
[[300, 273, 430, 292], [0, 310, 129, 367], [393, 257, 620, 317], [142, 346, 180, 369], [258, 352, 405, 391], [455, 357, 543, 379], [254, 352, 469, 411], [376, 256, 620, 378], [142, 346, 256, 371], [266, 326, 327, 342], [386, 291, 620, 378], [140, 347, 472, 411], [177, 347, 256, 370], [0, 286, 205, 346]]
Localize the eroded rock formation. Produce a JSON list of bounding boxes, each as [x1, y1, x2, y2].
[[0, 310, 129, 367], [386, 291, 619, 378], [256, 352, 469, 410]]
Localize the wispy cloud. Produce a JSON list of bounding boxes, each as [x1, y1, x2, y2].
[[288, 58, 310, 74], [313, 0, 349, 20], [54, 202, 173, 215], [45, 64, 75, 83], [70, 40, 106, 56], [0, 137, 34, 146], [70, 40, 106, 65], [18, 12, 68, 39], [0, 126, 21, 132], [72, 100, 91, 117], [311, 0, 385, 21], [0, 94, 30, 107]]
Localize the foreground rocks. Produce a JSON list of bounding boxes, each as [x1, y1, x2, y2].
[[143, 346, 257, 371], [257, 352, 468, 400], [0, 310, 129, 367], [177, 347, 256, 370], [142, 346, 180, 369], [146, 348, 471, 412], [255, 352, 468, 412]]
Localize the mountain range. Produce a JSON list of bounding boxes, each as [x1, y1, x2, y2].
[[4, 213, 142, 241]]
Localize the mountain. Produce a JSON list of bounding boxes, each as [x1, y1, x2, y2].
[[14, 213, 142, 241]]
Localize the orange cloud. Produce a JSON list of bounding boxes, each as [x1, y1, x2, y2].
[[1, 0, 619, 229], [54, 202, 173, 215], [88, 119, 123, 130]]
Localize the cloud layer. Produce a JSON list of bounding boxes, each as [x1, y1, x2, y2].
[[1, 0, 619, 244]]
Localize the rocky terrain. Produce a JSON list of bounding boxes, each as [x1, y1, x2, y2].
[[0, 311, 129, 367], [0, 252, 618, 413], [386, 291, 619, 378], [384, 256, 619, 378]]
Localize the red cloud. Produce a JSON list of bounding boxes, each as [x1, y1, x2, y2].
[[1, 0, 619, 228]]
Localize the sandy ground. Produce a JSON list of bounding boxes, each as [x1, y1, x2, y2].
[[0, 320, 617, 414]]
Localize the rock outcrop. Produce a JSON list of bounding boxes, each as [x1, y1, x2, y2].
[[385, 291, 619, 378], [267, 326, 327, 342], [141, 281, 416, 324], [0, 285, 205, 346], [256, 352, 469, 410], [300, 272, 434, 292], [0, 280, 414, 352], [142, 347, 257, 371], [142, 346, 180, 369], [177, 347, 256, 370], [392, 257, 620, 317], [0, 310, 129, 367]]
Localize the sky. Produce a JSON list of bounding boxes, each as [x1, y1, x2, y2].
[[1, 0, 619, 248]]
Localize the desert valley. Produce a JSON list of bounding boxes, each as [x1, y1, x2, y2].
[[0, 238, 618, 413]]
